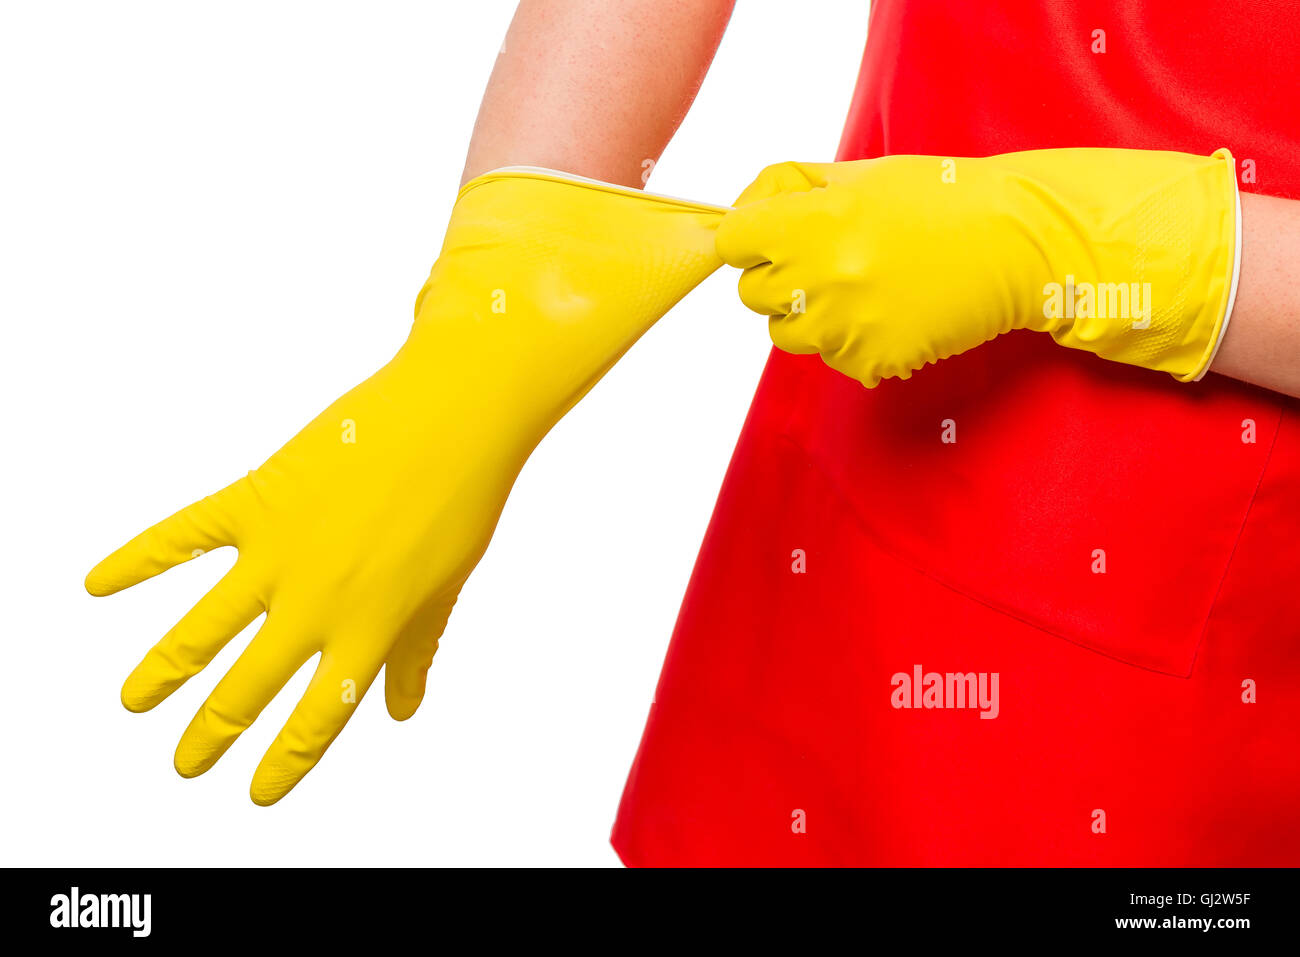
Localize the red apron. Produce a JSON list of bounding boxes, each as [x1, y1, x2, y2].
[[613, 0, 1300, 865]]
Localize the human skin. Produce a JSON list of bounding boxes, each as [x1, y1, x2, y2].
[[463, 0, 1300, 396], [1213, 193, 1300, 396], [462, 0, 735, 189]]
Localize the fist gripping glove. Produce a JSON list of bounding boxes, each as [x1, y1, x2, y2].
[[715, 149, 1240, 387], [85, 168, 726, 805]]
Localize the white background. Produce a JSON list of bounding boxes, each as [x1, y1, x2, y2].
[[0, 1, 866, 866]]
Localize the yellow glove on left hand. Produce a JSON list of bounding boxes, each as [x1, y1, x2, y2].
[[716, 149, 1239, 386], [86, 169, 724, 805]]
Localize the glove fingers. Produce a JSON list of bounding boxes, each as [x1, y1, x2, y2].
[[85, 479, 248, 596], [384, 596, 456, 721], [731, 160, 828, 206], [715, 205, 773, 270], [737, 261, 807, 318], [719, 160, 836, 268], [249, 642, 387, 806], [716, 189, 820, 272], [121, 564, 264, 712], [769, 314, 826, 357], [173, 615, 313, 779]]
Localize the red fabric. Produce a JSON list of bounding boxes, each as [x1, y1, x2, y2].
[[613, 0, 1300, 865]]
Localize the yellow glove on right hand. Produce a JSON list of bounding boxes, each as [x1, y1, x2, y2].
[[86, 169, 725, 805], [716, 149, 1239, 386]]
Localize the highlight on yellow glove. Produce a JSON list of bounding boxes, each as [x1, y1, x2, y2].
[[86, 168, 726, 805], [715, 149, 1240, 387]]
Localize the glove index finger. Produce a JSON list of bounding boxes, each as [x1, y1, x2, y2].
[[250, 640, 388, 806], [85, 479, 249, 597], [715, 201, 776, 270], [731, 160, 826, 207], [716, 185, 822, 271], [717, 161, 835, 269]]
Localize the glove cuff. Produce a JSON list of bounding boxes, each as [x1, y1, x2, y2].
[[1182, 149, 1242, 382], [1044, 148, 1239, 380]]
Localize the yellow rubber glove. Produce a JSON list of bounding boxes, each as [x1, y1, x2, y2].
[[85, 168, 726, 805], [715, 149, 1239, 386]]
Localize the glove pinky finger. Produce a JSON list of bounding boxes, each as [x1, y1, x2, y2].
[[85, 476, 251, 597]]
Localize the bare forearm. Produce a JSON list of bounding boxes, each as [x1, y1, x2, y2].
[[462, 0, 734, 188], [1210, 192, 1300, 397]]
